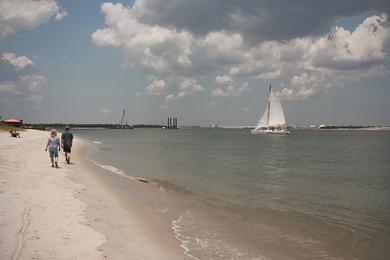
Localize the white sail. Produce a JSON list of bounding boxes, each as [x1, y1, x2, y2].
[[255, 86, 286, 129], [268, 91, 286, 126], [256, 89, 270, 128]]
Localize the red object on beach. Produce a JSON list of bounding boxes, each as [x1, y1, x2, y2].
[[1, 118, 23, 127], [1, 119, 23, 123]]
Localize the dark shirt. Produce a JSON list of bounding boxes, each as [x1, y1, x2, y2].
[[61, 132, 73, 146]]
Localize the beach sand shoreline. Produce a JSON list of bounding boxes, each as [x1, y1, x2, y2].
[[0, 129, 188, 259]]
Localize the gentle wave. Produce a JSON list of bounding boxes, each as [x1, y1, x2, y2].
[[172, 211, 264, 260], [172, 211, 201, 260], [92, 141, 102, 144], [87, 158, 136, 181]]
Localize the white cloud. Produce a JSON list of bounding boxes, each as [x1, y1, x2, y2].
[[211, 88, 225, 97], [91, 2, 193, 75], [20, 75, 46, 92], [0, 75, 46, 106], [0, 0, 67, 37], [255, 70, 281, 80], [165, 94, 175, 102], [277, 73, 326, 100], [179, 78, 205, 92], [201, 31, 243, 55], [307, 15, 390, 71], [2, 53, 34, 70], [215, 75, 233, 85], [145, 79, 166, 95], [0, 82, 23, 95], [91, 28, 120, 47], [211, 81, 250, 98], [26, 94, 43, 106], [54, 7, 68, 21], [161, 78, 204, 104], [92, 3, 390, 104], [99, 108, 111, 113], [272, 14, 390, 100]]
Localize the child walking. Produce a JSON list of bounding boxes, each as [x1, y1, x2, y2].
[[45, 129, 61, 168]]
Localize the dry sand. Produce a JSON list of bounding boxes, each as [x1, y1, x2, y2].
[[0, 130, 188, 260]]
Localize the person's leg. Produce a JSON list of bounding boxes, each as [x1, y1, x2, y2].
[[55, 154, 59, 168], [50, 152, 54, 167], [64, 145, 71, 163]]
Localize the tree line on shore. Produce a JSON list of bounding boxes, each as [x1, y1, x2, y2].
[[22, 123, 164, 130]]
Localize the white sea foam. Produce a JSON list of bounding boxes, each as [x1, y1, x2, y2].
[[87, 158, 136, 181], [172, 210, 265, 260], [172, 211, 200, 260], [92, 141, 102, 144]]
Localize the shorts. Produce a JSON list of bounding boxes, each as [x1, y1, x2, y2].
[[63, 144, 71, 153], [49, 147, 58, 158]]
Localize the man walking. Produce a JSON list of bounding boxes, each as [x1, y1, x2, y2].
[[61, 126, 74, 164]]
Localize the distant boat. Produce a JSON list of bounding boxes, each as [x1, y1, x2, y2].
[[251, 85, 290, 135], [115, 108, 133, 129]]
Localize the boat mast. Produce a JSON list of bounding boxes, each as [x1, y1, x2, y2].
[[266, 85, 271, 126], [120, 109, 125, 128]]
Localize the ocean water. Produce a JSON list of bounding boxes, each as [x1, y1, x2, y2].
[[75, 128, 390, 259]]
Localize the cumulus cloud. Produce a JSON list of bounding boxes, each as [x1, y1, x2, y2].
[[0, 82, 23, 96], [276, 14, 390, 100], [210, 88, 225, 97], [92, 1, 390, 104], [165, 94, 175, 102], [113, 0, 390, 42], [2, 53, 34, 70], [277, 73, 328, 100], [215, 75, 233, 85], [160, 78, 204, 107], [26, 94, 43, 105], [145, 79, 166, 95], [211, 82, 250, 97], [0, 53, 46, 106], [0, 0, 67, 37], [306, 15, 390, 71], [213, 74, 250, 98], [99, 108, 111, 113], [91, 2, 193, 75], [20, 74, 46, 92], [179, 78, 204, 93], [0, 75, 46, 105], [54, 7, 68, 21]]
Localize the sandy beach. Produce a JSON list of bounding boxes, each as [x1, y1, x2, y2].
[[0, 130, 188, 260]]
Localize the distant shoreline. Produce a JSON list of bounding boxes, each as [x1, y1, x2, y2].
[[21, 123, 164, 130], [305, 126, 390, 131], [12, 123, 390, 131]]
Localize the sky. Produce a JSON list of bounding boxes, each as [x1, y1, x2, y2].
[[0, 0, 390, 126]]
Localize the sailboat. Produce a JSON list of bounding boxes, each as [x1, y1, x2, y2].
[[119, 108, 133, 129], [251, 85, 290, 135]]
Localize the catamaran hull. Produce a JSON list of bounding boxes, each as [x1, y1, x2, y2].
[[251, 129, 290, 135]]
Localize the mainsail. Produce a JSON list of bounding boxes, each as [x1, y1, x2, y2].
[[255, 85, 286, 128]]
